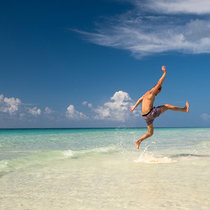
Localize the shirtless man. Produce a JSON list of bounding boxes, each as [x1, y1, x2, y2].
[[130, 66, 189, 150]]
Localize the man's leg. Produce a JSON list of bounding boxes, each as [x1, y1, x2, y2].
[[136, 123, 153, 150], [160, 101, 189, 114]]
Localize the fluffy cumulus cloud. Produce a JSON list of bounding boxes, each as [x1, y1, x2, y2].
[[0, 92, 141, 124], [0, 94, 21, 115], [74, 0, 210, 57], [27, 107, 41, 116], [0, 93, 43, 119], [94, 90, 135, 122], [66, 104, 87, 120]]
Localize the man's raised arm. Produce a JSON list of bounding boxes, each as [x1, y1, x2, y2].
[[152, 66, 167, 93]]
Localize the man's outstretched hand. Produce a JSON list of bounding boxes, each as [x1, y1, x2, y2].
[[130, 106, 135, 112], [162, 65, 166, 73]]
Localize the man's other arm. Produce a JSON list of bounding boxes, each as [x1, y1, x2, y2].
[[130, 96, 144, 112]]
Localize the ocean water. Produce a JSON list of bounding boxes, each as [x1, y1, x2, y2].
[[0, 128, 210, 210]]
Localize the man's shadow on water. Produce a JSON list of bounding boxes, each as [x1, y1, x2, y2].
[[170, 153, 210, 158]]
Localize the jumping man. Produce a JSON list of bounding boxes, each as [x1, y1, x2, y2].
[[130, 66, 189, 150]]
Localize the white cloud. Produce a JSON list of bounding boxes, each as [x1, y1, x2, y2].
[[82, 101, 92, 108], [66, 104, 87, 120], [88, 103, 92, 108], [0, 94, 3, 101], [0, 93, 43, 118], [94, 91, 134, 122], [200, 113, 210, 120], [142, 0, 210, 14], [28, 107, 41, 116], [82, 101, 88, 106], [74, 0, 210, 57], [0, 94, 21, 115], [44, 106, 53, 114]]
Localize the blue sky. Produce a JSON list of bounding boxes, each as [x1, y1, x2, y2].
[[0, 0, 210, 128]]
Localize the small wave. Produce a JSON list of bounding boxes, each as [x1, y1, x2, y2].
[[0, 146, 120, 176], [0, 160, 8, 169], [63, 146, 119, 159], [87, 146, 119, 154], [0, 151, 63, 177]]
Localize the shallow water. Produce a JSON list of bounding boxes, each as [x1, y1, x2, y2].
[[0, 128, 210, 209]]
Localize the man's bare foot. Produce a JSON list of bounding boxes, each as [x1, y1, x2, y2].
[[135, 140, 141, 150], [185, 101, 189, 113]]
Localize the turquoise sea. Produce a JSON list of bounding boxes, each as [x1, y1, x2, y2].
[[0, 128, 210, 210]]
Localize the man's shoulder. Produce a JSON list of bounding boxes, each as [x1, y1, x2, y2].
[[144, 90, 155, 98], [145, 90, 153, 95]]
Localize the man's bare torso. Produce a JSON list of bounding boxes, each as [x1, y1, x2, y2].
[[142, 90, 156, 115]]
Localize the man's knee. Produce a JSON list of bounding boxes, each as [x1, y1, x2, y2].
[[160, 104, 169, 113]]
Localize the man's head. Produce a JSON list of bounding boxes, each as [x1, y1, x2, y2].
[[154, 85, 162, 96]]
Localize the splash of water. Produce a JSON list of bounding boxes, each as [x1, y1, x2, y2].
[[134, 142, 176, 164]]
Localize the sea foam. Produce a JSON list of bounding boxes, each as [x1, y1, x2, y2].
[[134, 152, 176, 164]]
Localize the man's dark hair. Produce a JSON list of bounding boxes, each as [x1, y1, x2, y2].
[[154, 84, 162, 91]]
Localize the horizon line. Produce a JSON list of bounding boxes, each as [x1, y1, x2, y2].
[[0, 126, 209, 130]]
